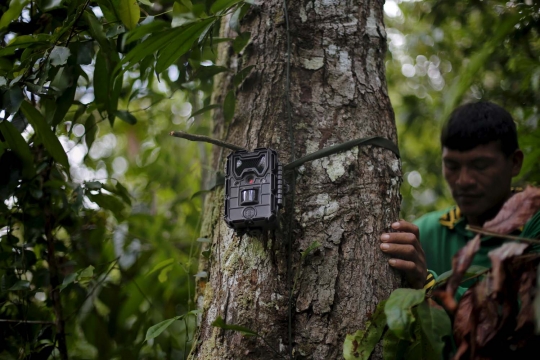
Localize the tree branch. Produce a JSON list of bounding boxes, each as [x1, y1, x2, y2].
[[169, 131, 245, 151]]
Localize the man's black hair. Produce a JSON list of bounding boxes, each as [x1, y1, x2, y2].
[[440, 101, 519, 156]]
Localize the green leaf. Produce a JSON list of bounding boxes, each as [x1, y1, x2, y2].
[[87, 192, 125, 219], [416, 301, 451, 356], [2, 85, 24, 114], [52, 83, 77, 127], [20, 101, 70, 170], [49, 46, 71, 67], [94, 50, 109, 113], [145, 316, 182, 341], [223, 90, 235, 122], [60, 273, 78, 292], [115, 110, 137, 125], [195, 65, 228, 80], [197, 238, 211, 243], [189, 104, 221, 119], [232, 31, 250, 53], [210, 0, 243, 15], [0, 0, 30, 30], [8, 280, 30, 291], [0, 34, 51, 57], [229, 3, 250, 32], [343, 300, 387, 360], [82, 10, 110, 51], [84, 114, 97, 150], [146, 258, 175, 276], [301, 241, 320, 260], [115, 0, 141, 30], [155, 18, 216, 74], [233, 65, 255, 87], [124, 19, 169, 45], [384, 288, 425, 340], [85, 181, 103, 190], [78, 265, 95, 280], [115, 181, 132, 205], [0, 120, 35, 179], [435, 265, 488, 286], [211, 316, 258, 336], [382, 330, 407, 360]]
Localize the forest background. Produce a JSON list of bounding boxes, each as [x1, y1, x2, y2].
[[0, 0, 539, 358]]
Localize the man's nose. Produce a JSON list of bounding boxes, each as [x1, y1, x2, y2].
[[456, 167, 475, 188]]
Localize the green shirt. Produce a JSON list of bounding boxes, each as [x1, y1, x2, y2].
[[415, 206, 540, 278]]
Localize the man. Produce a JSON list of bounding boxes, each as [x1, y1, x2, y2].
[[379, 101, 540, 289]]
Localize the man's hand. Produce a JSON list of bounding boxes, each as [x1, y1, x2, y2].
[[380, 220, 427, 289]]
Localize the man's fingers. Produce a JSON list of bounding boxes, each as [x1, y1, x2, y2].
[[391, 220, 420, 239], [381, 232, 418, 245], [380, 243, 418, 261], [388, 258, 416, 272]]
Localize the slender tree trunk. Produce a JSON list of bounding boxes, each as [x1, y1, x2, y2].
[[191, 0, 402, 359]]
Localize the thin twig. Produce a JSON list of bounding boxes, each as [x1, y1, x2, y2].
[[170, 131, 245, 151], [0, 319, 55, 325], [467, 225, 540, 244]]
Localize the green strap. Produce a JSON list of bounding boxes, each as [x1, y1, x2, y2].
[[283, 136, 399, 171]]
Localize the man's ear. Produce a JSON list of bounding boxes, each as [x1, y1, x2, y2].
[[511, 149, 524, 177]]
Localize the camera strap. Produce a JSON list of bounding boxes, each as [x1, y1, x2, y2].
[[171, 131, 400, 191]]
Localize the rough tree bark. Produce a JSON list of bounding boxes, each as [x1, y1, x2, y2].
[[191, 0, 402, 359]]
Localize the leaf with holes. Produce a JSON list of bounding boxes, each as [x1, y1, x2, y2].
[[343, 300, 387, 360]]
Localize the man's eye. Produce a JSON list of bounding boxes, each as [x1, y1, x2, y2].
[[444, 162, 459, 170], [472, 161, 490, 170]]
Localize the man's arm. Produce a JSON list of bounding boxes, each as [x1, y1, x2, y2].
[[380, 220, 428, 289]]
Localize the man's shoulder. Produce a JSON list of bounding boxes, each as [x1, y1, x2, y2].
[[413, 207, 456, 231]]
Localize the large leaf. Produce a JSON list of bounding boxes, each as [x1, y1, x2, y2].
[[8, 280, 30, 291], [416, 301, 451, 356], [20, 101, 70, 170], [435, 265, 489, 286], [155, 18, 215, 74], [384, 288, 425, 340], [49, 46, 71, 67], [52, 83, 77, 127], [114, 0, 141, 30], [94, 49, 110, 113], [0, 120, 35, 178], [382, 330, 407, 360], [343, 300, 387, 360], [483, 186, 540, 235]]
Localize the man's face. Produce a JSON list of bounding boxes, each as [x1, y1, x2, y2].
[[442, 141, 523, 219]]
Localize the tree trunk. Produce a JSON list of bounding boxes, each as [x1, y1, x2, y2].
[[191, 0, 402, 359]]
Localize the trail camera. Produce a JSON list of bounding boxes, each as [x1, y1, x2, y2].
[[224, 148, 283, 233]]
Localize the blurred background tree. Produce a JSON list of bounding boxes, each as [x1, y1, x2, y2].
[[0, 0, 538, 359]]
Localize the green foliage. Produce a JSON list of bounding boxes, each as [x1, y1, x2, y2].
[[346, 290, 452, 360], [0, 0, 250, 358], [343, 300, 387, 360], [385, 288, 425, 340]]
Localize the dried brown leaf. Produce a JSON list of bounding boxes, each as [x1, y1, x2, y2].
[[453, 289, 474, 360], [446, 234, 482, 297], [488, 242, 529, 293], [516, 267, 536, 331], [473, 279, 499, 348], [484, 186, 540, 234]]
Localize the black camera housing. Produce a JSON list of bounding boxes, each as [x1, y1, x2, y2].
[[224, 148, 283, 233]]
